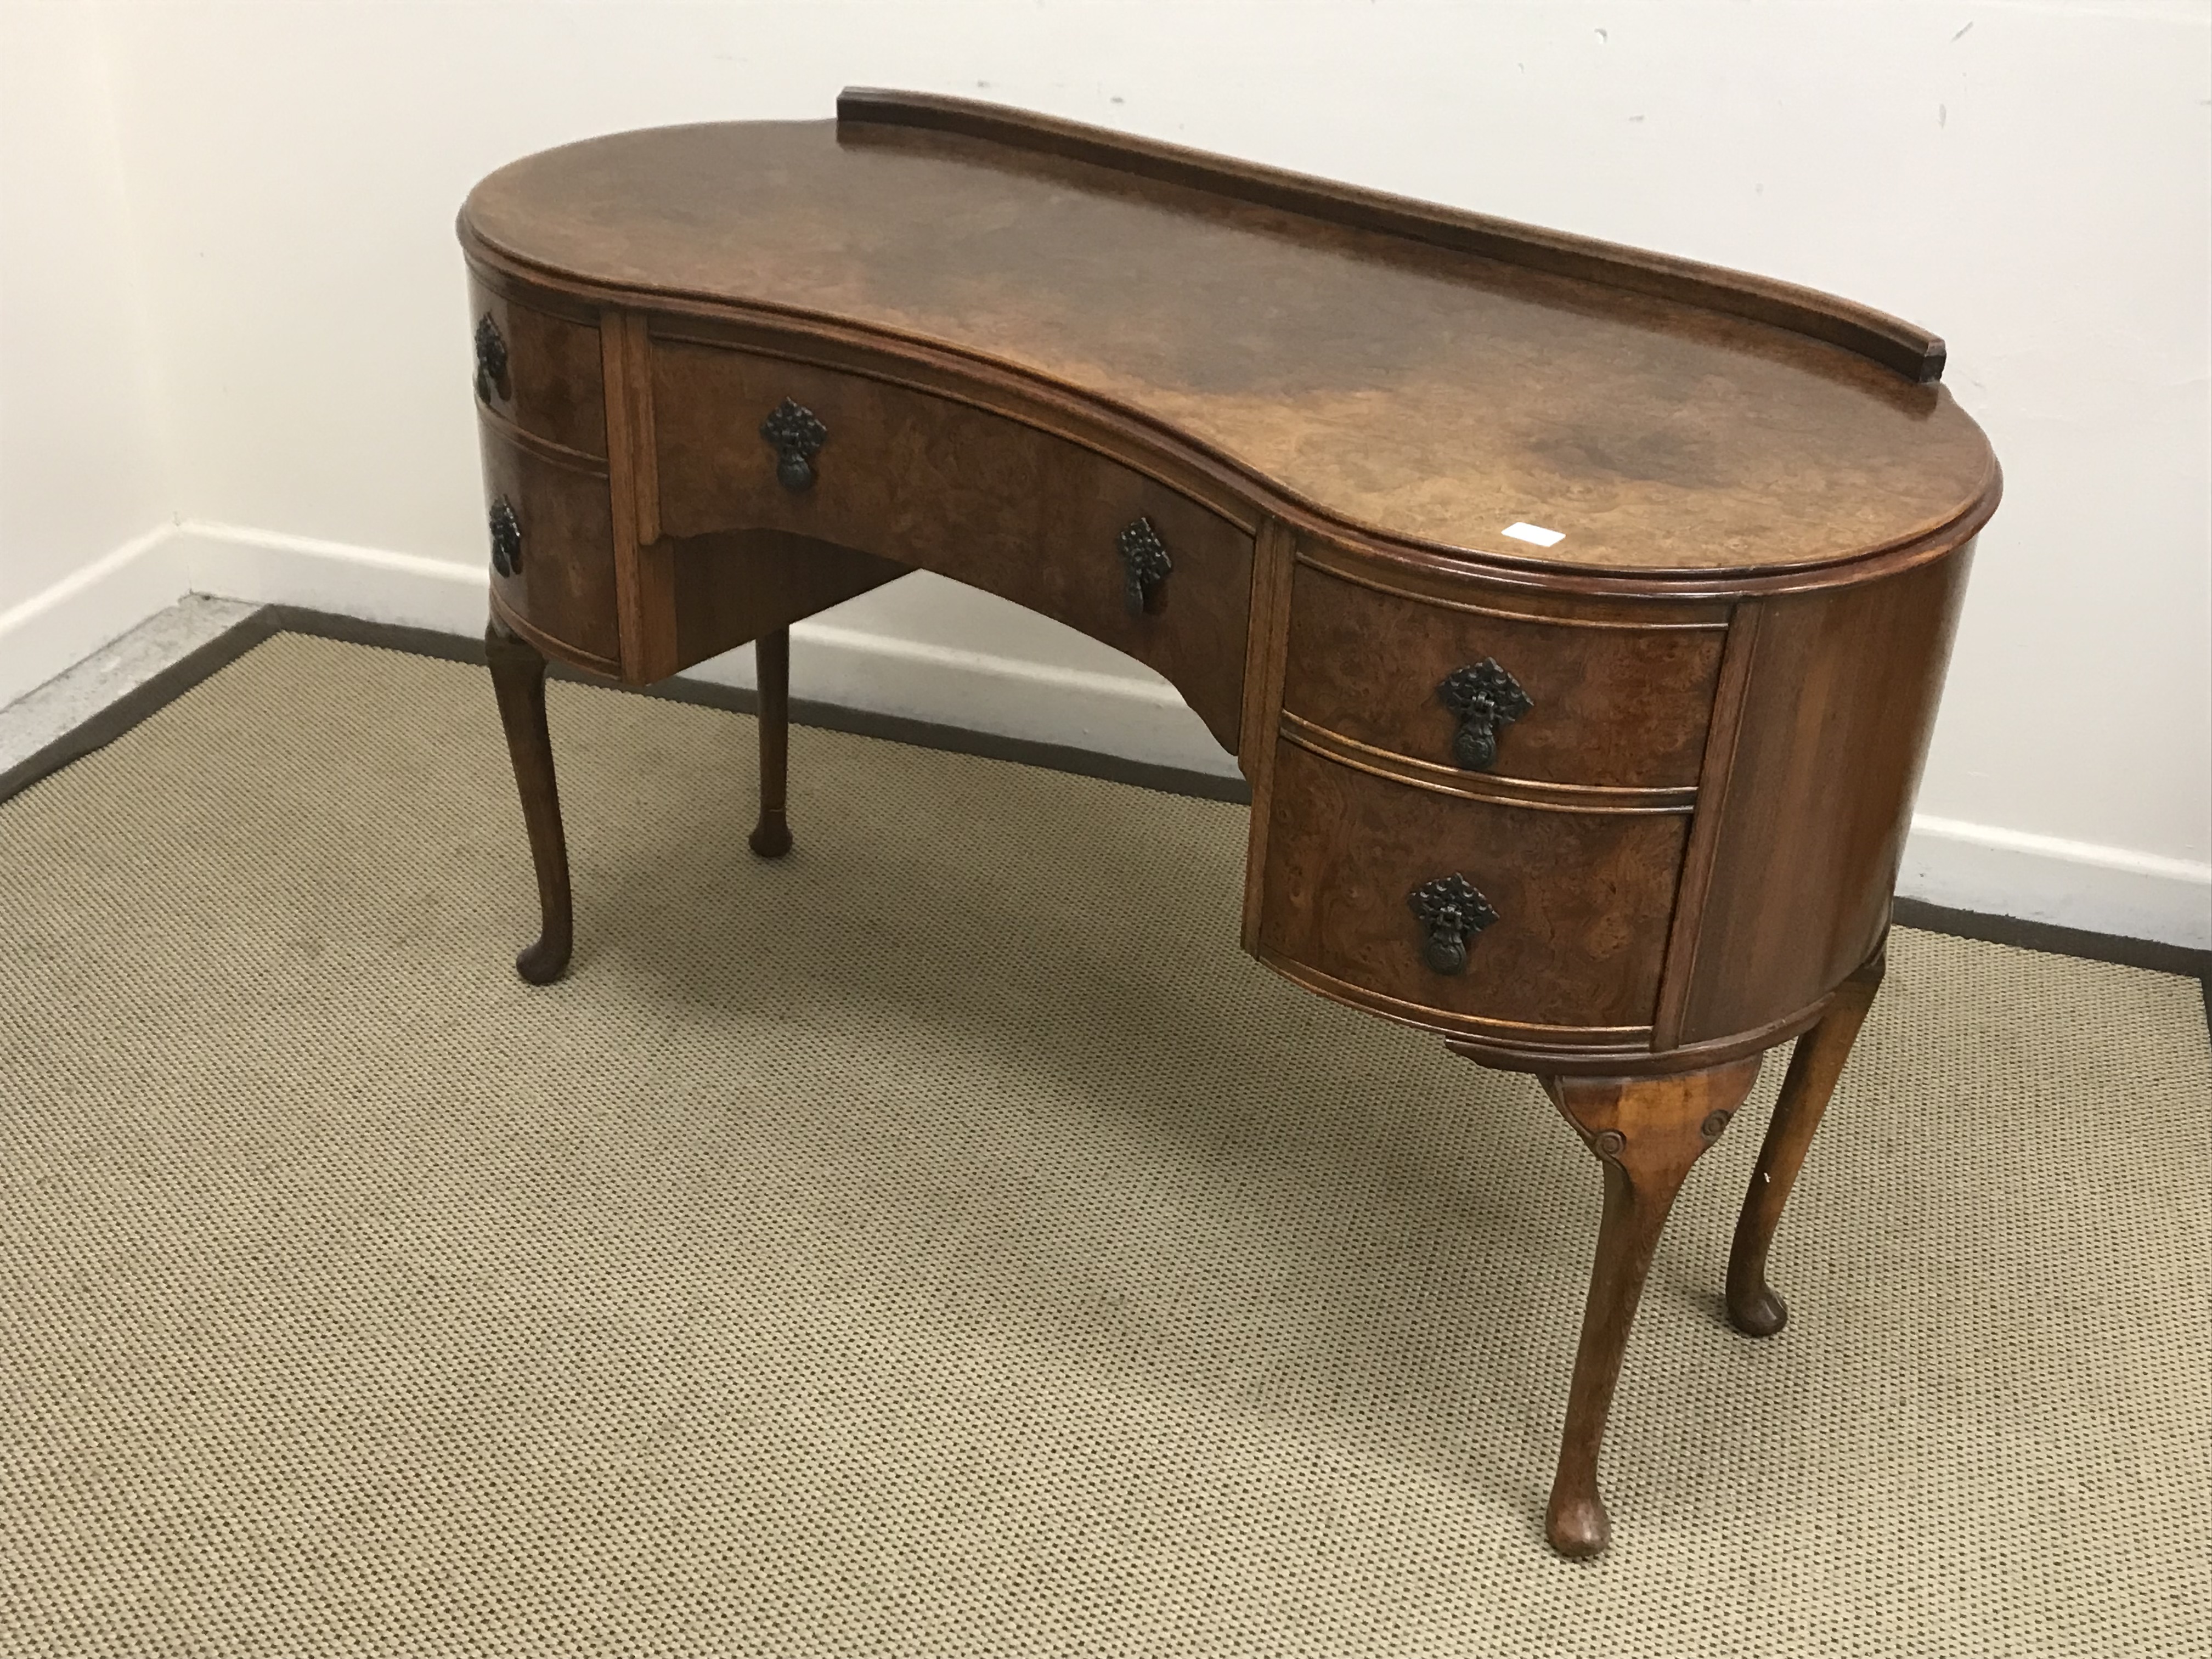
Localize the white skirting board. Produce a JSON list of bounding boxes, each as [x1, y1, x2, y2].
[[6, 517, 2208, 952], [0, 523, 198, 711]]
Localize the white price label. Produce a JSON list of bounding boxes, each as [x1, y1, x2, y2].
[[1502, 522, 1566, 548]]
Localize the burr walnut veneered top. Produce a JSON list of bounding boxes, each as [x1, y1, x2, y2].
[[460, 99, 1997, 574]]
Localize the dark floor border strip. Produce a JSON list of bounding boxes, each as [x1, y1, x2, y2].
[[1889, 897, 2207, 981], [0, 608, 298, 807], [5, 604, 2204, 1019]]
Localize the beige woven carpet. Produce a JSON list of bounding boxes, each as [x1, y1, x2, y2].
[[3, 632, 2208, 1658]]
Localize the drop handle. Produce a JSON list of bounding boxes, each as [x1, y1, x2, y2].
[[760, 398, 828, 492], [1437, 659, 1532, 771], [1408, 873, 1497, 975], [473, 312, 509, 403], [488, 496, 523, 577], [1118, 517, 1172, 614]]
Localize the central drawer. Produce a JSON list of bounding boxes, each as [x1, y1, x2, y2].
[[650, 338, 1255, 752]]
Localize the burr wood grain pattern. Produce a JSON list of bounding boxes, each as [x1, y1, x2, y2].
[[459, 91, 1998, 1558], [1280, 557, 1728, 790], [1257, 740, 1689, 1035], [461, 115, 1994, 576], [477, 421, 621, 673], [648, 338, 1254, 751], [469, 276, 607, 458]]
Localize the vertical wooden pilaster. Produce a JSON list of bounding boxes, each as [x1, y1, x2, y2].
[[600, 309, 673, 682], [1237, 518, 1299, 953]]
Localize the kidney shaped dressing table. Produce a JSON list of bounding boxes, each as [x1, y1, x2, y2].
[[458, 90, 1999, 1558]]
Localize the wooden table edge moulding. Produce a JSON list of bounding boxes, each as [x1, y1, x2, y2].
[[458, 89, 2000, 1559]]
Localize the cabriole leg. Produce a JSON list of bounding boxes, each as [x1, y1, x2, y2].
[[1542, 1056, 1764, 1559], [484, 618, 573, 984], [748, 626, 793, 858], [1726, 950, 1885, 1337]]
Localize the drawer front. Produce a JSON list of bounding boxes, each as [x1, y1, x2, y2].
[[467, 279, 607, 458], [478, 422, 621, 668], [1256, 741, 1688, 1032], [1282, 560, 1726, 788], [651, 338, 1254, 752]]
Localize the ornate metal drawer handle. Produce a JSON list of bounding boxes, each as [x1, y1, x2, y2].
[[1408, 873, 1498, 975], [1118, 517, 1172, 614], [761, 398, 828, 492], [473, 313, 509, 403], [488, 496, 523, 577], [1437, 658, 1532, 770]]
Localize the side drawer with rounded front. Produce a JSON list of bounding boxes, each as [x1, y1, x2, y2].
[[466, 276, 607, 459], [1255, 740, 1689, 1036], [649, 337, 1254, 753], [478, 422, 621, 671], [1281, 555, 1728, 789]]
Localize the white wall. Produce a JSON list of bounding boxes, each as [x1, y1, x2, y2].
[[4, 0, 2208, 946], [0, 0, 178, 681]]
